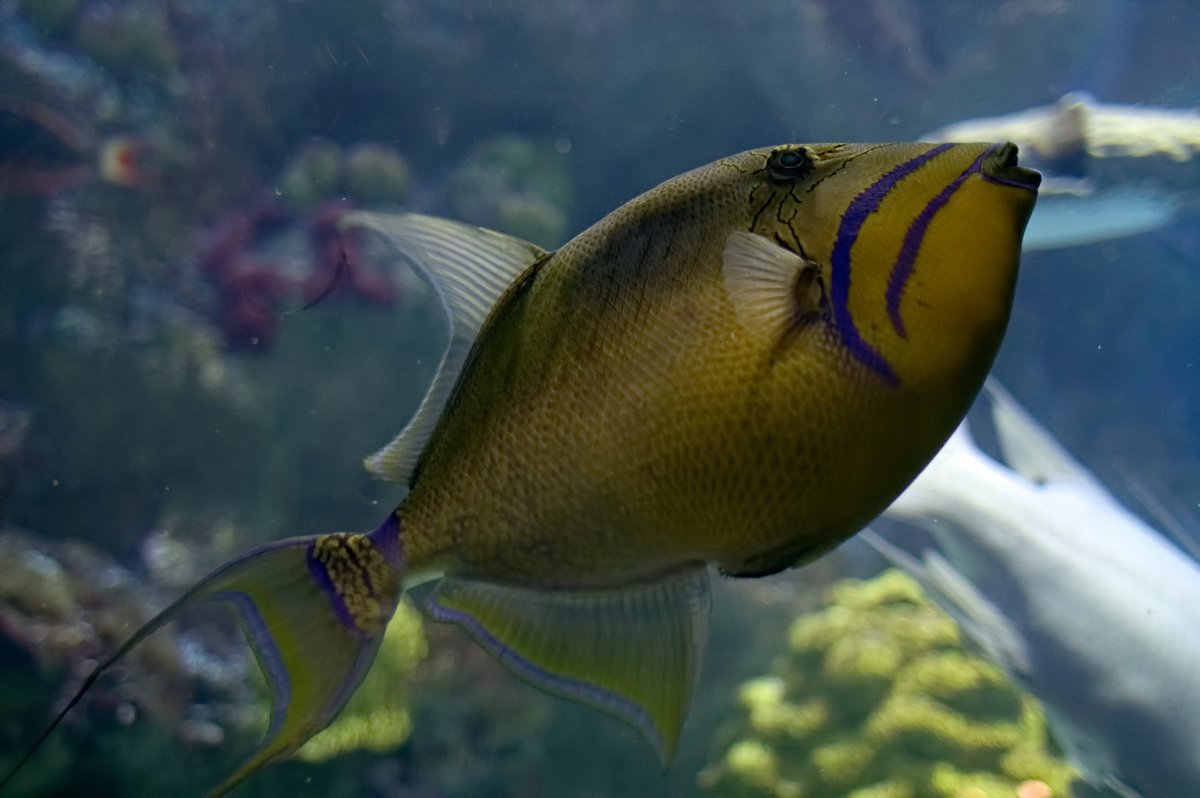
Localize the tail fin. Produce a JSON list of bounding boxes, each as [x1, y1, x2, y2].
[[0, 513, 403, 797]]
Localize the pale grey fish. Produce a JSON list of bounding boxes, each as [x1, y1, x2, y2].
[[868, 380, 1200, 798], [925, 92, 1200, 251]]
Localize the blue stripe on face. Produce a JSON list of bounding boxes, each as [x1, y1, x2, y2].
[[885, 146, 994, 337], [829, 143, 956, 385]]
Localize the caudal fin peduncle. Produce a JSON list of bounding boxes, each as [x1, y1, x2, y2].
[[0, 513, 404, 797]]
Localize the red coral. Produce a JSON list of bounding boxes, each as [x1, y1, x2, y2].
[[198, 199, 396, 348]]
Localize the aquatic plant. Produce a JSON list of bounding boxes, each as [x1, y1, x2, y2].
[[698, 570, 1077, 798]]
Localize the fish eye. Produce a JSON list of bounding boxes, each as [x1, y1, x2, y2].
[[768, 148, 812, 180]]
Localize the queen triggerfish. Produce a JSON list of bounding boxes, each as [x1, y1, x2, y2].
[[1, 142, 1039, 795]]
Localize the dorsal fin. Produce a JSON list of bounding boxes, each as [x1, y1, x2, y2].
[[342, 212, 547, 483]]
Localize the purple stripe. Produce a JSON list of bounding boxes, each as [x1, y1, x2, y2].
[[886, 146, 993, 337], [425, 594, 661, 755], [222, 591, 292, 739], [307, 514, 404, 636], [980, 170, 1038, 190], [830, 143, 955, 385], [307, 541, 361, 634]]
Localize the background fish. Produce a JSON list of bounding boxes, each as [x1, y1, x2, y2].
[[924, 92, 1200, 251], [1, 142, 1038, 795], [870, 381, 1200, 798]]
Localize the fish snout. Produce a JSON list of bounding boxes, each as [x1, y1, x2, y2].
[[982, 142, 1042, 191]]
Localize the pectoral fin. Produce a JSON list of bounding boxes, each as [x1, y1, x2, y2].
[[722, 230, 825, 339], [427, 566, 711, 763]]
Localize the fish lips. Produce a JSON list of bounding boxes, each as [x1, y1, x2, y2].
[[981, 142, 1042, 191]]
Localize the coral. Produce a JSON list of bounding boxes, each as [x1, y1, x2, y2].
[[278, 141, 345, 211], [698, 570, 1077, 798], [197, 197, 396, 348], [72, 2, 178, 83], [0, 98, 92, 195], [0, 527, 261, 794], [344, 142, 412, 205], [278, 139, 412, 210], [447, 134, 571, 248]]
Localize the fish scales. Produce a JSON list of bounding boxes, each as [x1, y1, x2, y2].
[[403, 144, 1034, 583], [1, 142, 1038, 796]]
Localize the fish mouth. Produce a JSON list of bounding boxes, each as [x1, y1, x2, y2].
[[981, 142, 1041, 191]]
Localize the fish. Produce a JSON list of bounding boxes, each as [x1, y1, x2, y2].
[[0, 142, 1039, 796], [0, 98, 148, 195], [1020, 186, 1178, 251], [869, 381, 1200, 798], [924, 93, 1200, 251]]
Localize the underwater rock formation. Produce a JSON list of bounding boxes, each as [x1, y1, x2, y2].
[[0, 526, 254, 794], [698, 570, 1076, 798]]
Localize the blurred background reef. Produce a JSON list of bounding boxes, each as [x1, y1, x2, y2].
[[1, 1, 1197, 795]]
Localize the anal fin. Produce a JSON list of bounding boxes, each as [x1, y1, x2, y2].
[[427, 566, 711, 763]]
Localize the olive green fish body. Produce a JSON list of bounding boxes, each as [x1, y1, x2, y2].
[[402, 143, 1036, 584], [1, 142, 1038, 796]]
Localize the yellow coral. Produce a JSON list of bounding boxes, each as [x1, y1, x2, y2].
[[700, 570, 1078, 798], [812, 740, 874, 787]]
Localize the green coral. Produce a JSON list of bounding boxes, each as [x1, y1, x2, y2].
[[344, 143, 412, 205], [278, 141, 345, 210], [699, 570, 1078, 798], [447, 134, 571, 248]]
